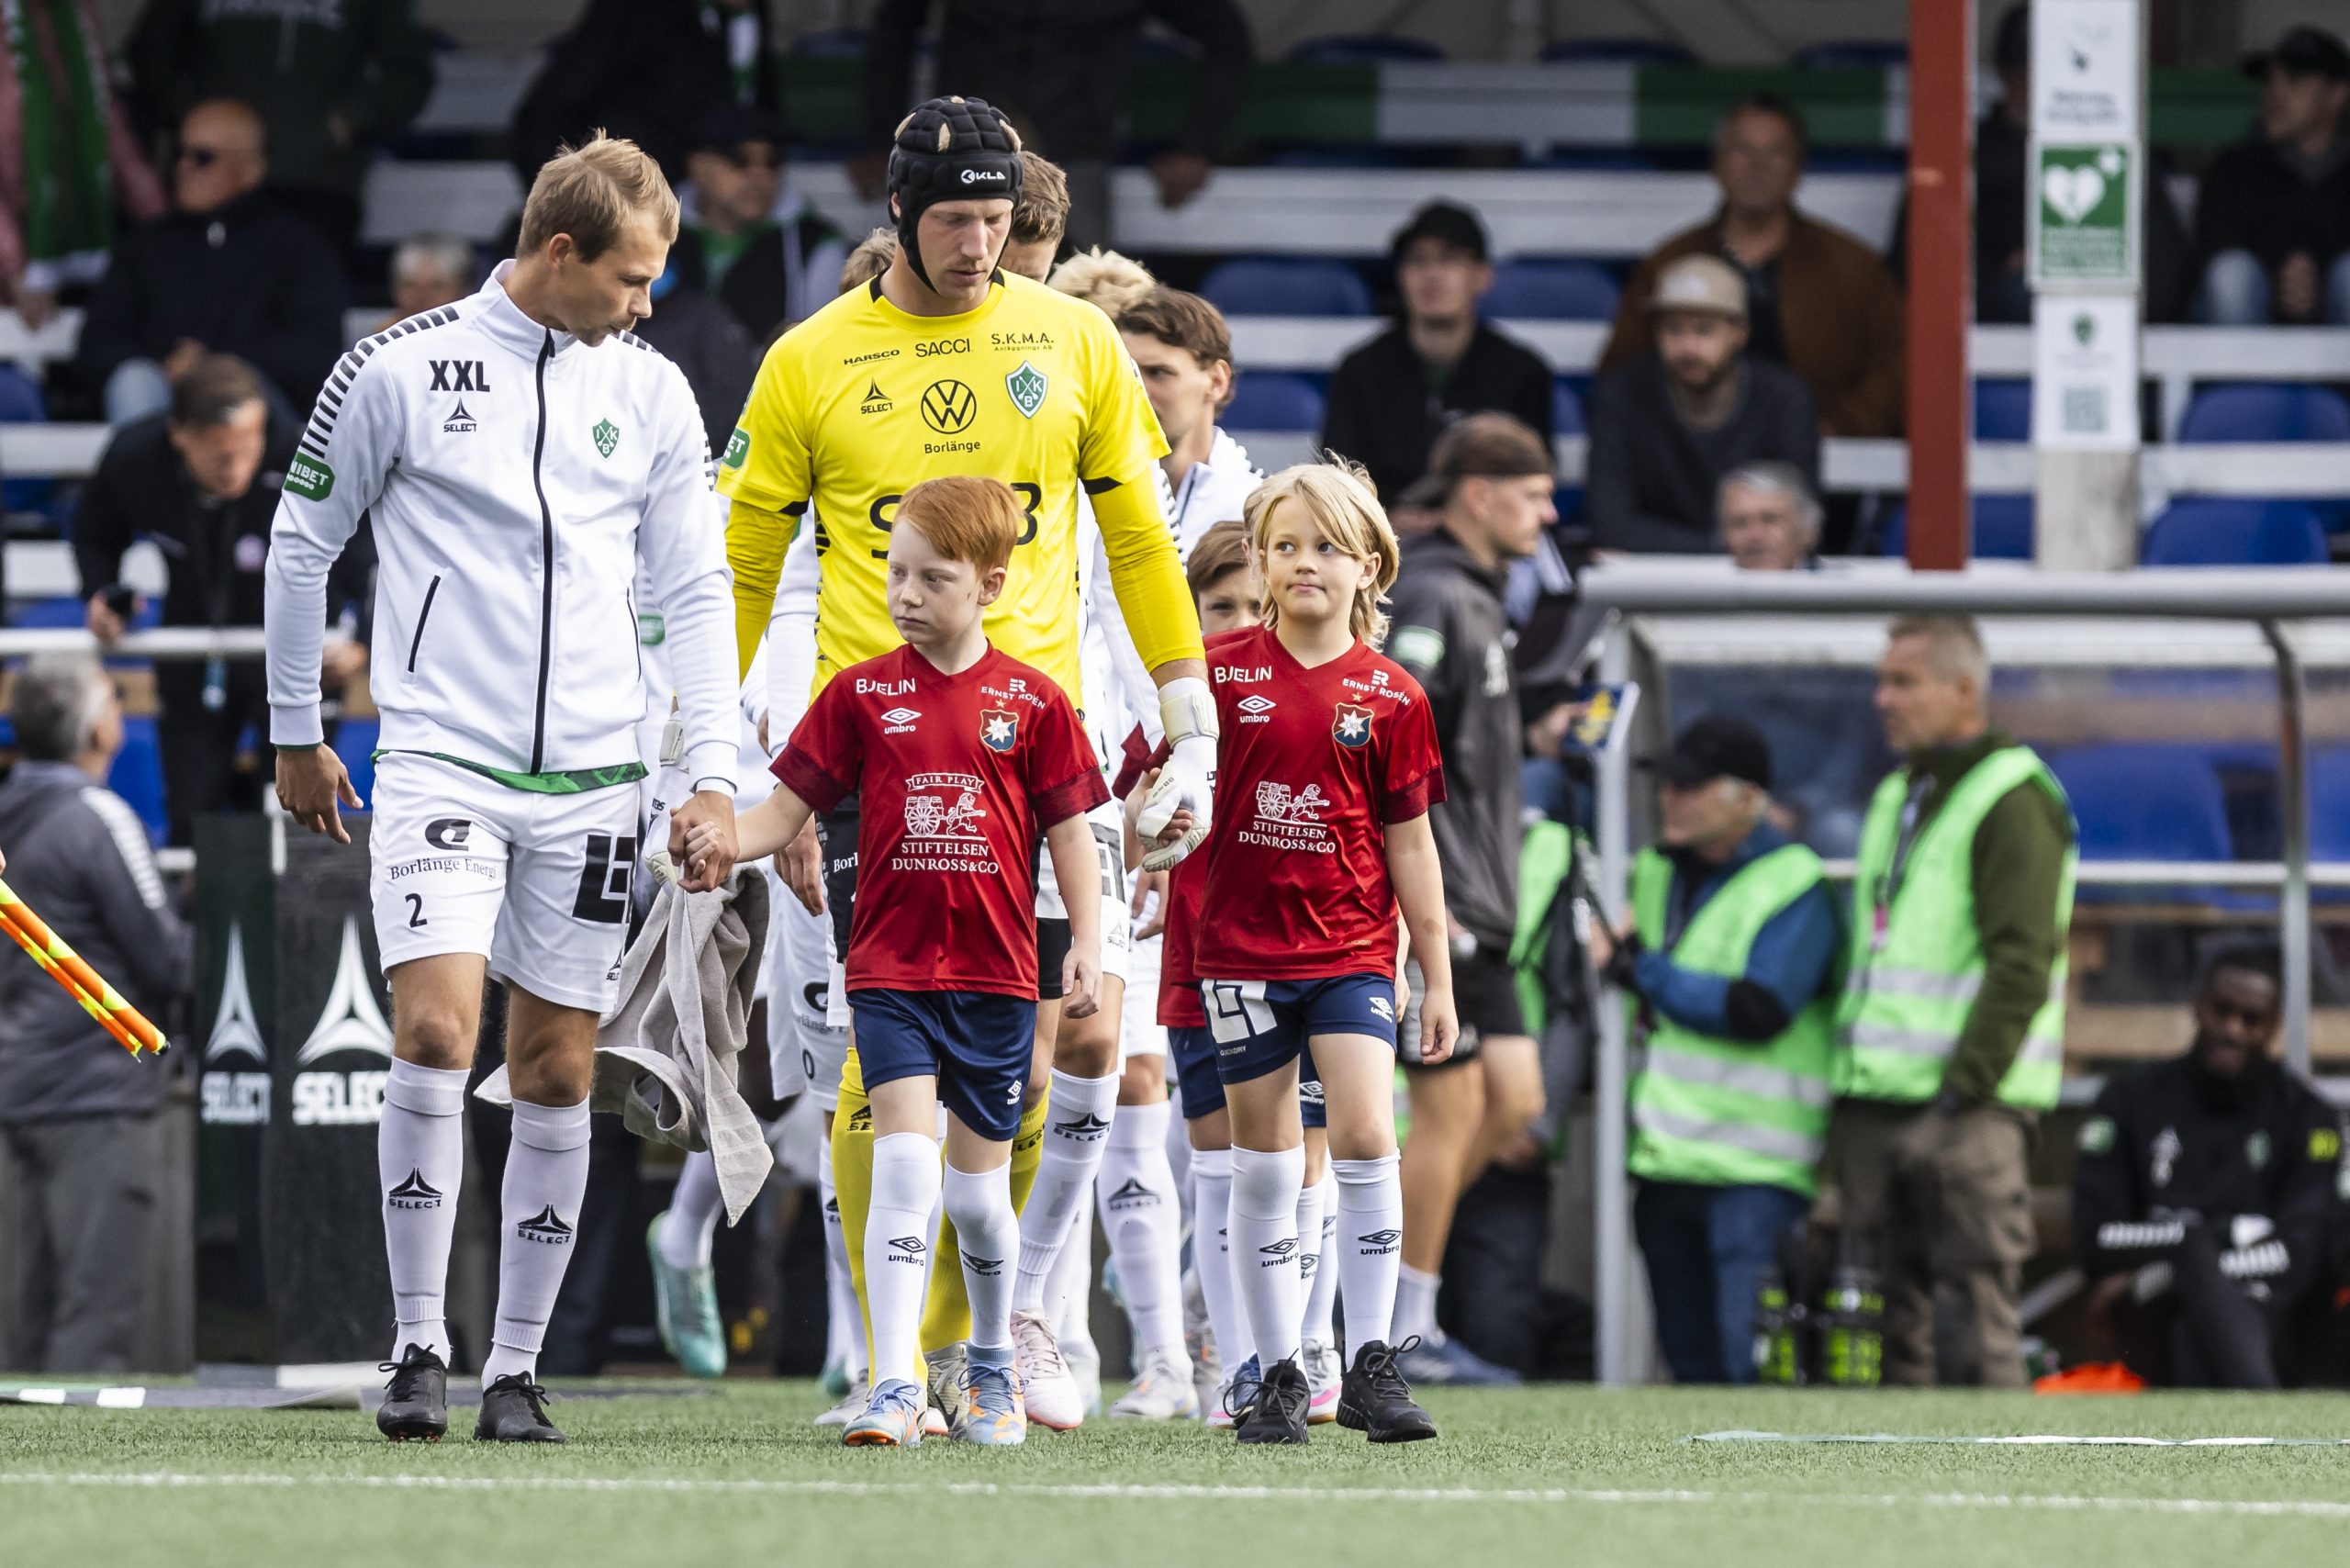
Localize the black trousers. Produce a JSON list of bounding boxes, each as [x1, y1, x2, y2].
[[2116, 1226, 2300, 1390], [2, 1113, 163, 1372], [155, 667, 271, 848]]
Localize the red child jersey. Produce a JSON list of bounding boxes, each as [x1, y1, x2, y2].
[[1189, 625, 1445, 981], [1156, 851, 1208, 1028], [774, 644, 1108, 998]]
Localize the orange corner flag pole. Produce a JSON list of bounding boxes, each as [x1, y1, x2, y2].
[[0, 877, 166, 1056]]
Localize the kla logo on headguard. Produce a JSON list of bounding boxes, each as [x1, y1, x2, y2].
[[292, 917, 395, 1126], [200, 922, 270, 1126]]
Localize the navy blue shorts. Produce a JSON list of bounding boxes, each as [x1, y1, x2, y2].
[[1200, 974, 1393, 1091], [848, 988, 1037, 1142], [1170, 1025, 1325, 1126]]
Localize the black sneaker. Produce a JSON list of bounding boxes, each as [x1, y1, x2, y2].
[[475, 1372, 565, 1443], [375, 1344, 448, 1442], [1233, 1355, 1311, 1446], [1337, 1338, 1438, 1443]]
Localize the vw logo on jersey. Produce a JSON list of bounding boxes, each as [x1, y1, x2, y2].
[[921, 379, 978, 434]]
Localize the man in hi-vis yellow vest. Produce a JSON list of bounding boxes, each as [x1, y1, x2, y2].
[[1833, 613, 2076, 1386]]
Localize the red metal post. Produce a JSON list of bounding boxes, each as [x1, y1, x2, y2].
[[1906, 0, 1975, 569]]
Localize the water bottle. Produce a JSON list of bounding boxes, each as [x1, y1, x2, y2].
[[1751, 1266, 1806, 1385], [1818, 1264, 1884, 1388]]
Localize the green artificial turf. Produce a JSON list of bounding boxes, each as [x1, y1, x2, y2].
[[9, 1382, 2350, 1568]]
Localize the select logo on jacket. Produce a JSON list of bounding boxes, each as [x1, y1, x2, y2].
[[516, 1205, 575, 1244], [291, 918, 395, 1127], [200, 922, 270, 1127], [442, 401, 477, 434], [387, 1170, 445, 1211]]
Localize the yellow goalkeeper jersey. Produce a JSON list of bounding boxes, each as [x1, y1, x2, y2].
[[718, 268, 1199, 700]]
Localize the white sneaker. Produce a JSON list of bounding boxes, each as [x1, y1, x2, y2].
[[1109, 1347, 1200, 1420], [814, 1372, 869, 1428], [1012, 1308, 1083, 1431], [1063, 1322, 1102, 1418], [1187, 1325, 1221, 1419], [1302, 1338, 1342, 1425]]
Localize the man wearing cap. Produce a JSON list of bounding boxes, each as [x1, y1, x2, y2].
[[2195, 26, 2350, 325], [1589, 716, 1842, 1385], [1831, 614, 2076, 1387], [1585, 253, 1818, 554], [1320, 200, 1555, 506], [1382, 412, 1558, 1384], [1599, 94, 1903, 439], [682, 105, 847, 345]]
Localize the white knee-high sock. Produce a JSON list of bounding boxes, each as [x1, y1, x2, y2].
[[1335, 1156, 1405, 1349], [379, 1058, 468, 1362], [1227, 1145, 1305, 1370], [1099, 1099, 1185, 1361], [1014, 1069, 1119, 1310], [1051, 1182, 1094, 1341], [1298, 1173, 1339, 1350], [661, 1149, 722, 1271], [1165, 1088, 1193, 1226], [818, 1146, 864, 1378], [1393, 1261, 1439, 1345], [1189, 1148, 1251, 1371], [942, 1162, 1020, 1364], [864, 1133, 941, 1389], [483, 1096, 591, 1387]]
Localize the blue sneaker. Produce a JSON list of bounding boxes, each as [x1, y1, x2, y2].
[[956, 1360, 1027, 1445], [843, 1378, 926, 1448], [1206, 1353, 1260, 1431], [1394, 1331, 1521, 1387], [645, 1214, 726, 1379]]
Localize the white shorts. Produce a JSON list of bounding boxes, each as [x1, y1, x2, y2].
[[1121, 927, 1167, 1060], [368, 752, 640, 1014], [1035, 795, 1132, 986], [770, 886, 848, 1109]]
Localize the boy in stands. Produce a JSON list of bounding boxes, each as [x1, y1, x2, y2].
[[1163, 464, 1458, 1445], [686, 475, 1108, 1448]]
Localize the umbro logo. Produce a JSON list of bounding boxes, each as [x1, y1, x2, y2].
[[880, 705, 921, 734], [1237, 693, 1276, 720], [886, 1235, 926, 1264], [889, 1236, 926, 1255], [1053, 1112, 1112, 1141], [429, 358, 489, 393], [1103, 1177, 1158, 1211], [1370, 996, 1394, 1023], [1358, 1228, 1403, 1253], [516, 1205, 574, 1244], [1258, 1238, 1299, 1267], [965, 1254, 1003, 1277], [824, 1197, 841, 1218], [386, 1169, 444, 1210]]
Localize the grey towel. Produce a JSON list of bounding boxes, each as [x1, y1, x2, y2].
[[478, 868, 774, 1224]]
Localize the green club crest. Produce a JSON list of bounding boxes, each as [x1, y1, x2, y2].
[[722, 427, 749, 469], [593, 419, 621, 458], [1006, 360, 1047, 420]]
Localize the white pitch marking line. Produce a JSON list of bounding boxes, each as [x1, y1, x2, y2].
[[6, 1473, 2350, 1518]]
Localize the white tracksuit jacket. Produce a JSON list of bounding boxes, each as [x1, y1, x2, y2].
[[266, 262, 740, 795]]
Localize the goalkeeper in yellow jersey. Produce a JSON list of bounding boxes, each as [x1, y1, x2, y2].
[[718, 97, 1213, 1433]]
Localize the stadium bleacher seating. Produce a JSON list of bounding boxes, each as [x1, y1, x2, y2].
[[1540, 39, 1698, 66], [1483, 259, 1619, 320], [2177, 384, 2350, 444], [2139, 498, 2330, 566], [2046, 742, 2243, 906], [1789, 40, 1909, 69], [1974, 380, 2031, 442], [1199, 257, 1373, 318], [1877, 496, 2036, 560], [108, 713, 167, 845], [1223, 371, 1325, 432], [1287, 35, 1446, 65]]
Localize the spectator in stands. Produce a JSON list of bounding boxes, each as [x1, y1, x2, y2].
[[1114, 286, 1259, 552], [856, 0, 1253, 249], [379, 233, 476, 332], [125, 0, 432, 257], [1833, 614, 2075, 1387], [74, 355, 370, 846], [631, 231, 757, 463], [0, 1, 165, 330], [1321, 201, 1555, 506], [75, 98, 347, 427], [1602, 94, 1905, 439], [0, 652, 191, 1373], [2194, 27, 2350, 326], [2072, 945, 2339, 1389], [1384, 413, 1556, 1386], [682, 104, 847, 346], [838, 226, 898, 293], [1003, 152, 1071, 280], [1590, 716, 1841, 1384], [511, 0, 777, 184], [1719, 462, 1822, 571], [1586, 256, 1818, 554]]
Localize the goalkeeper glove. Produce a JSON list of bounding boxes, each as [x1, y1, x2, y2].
[[1138, 676, 1217, 872]]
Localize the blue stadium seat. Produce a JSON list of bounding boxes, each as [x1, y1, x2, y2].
[[0, 364, 49, 514], [1484, 259, 1619, 320], [1791, 40, 1908, 69], [1222, 373, 1325, 432], [108, 714, 168, 846], [2177, 384, 2350, 443], [1876, 496, 2035, 560], [9, 594, 162, 630], [1975, 380, 2031, 442], [2307, 750, 2350, 863], [2046, 743, 2241, 905], [2140, 499, 2329, 566], [334, 717, 379, 812], [1287, 35, 1446, 64], [1541, 39, 1698, 66], [1200, 258, 1371, 318], [1552, 381, 1585, 437]]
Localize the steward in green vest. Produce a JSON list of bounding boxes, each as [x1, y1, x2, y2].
[[1830, 613, 2076, 1388], [1592, 716, 1842, 1384]]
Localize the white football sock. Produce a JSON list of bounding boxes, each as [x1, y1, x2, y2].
[[1227, 1144, 1305, 1370], [1298, 1172, 1340, 1349], [1189, 1147, 1251, 1371], [942, 1162, 1019, 1364], [661, 1149, 722, 1271], [818, 1147, 863, 1377], [1333, 1156, 1404, 1348], [482, 1096, 591, 1387], [379, 1058, 467, 1363], [1164, 1086, 1193, 1225], [1051, 1182, 1094, 1342], [864, 1132, 940, 1390], [1099, 1099, 1185, 1361], [1393, 1260, 1440, 1345], [1013, 1069, 1119, 1310]]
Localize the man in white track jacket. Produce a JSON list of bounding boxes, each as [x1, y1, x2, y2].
[[265, 137, 741, 1445]]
